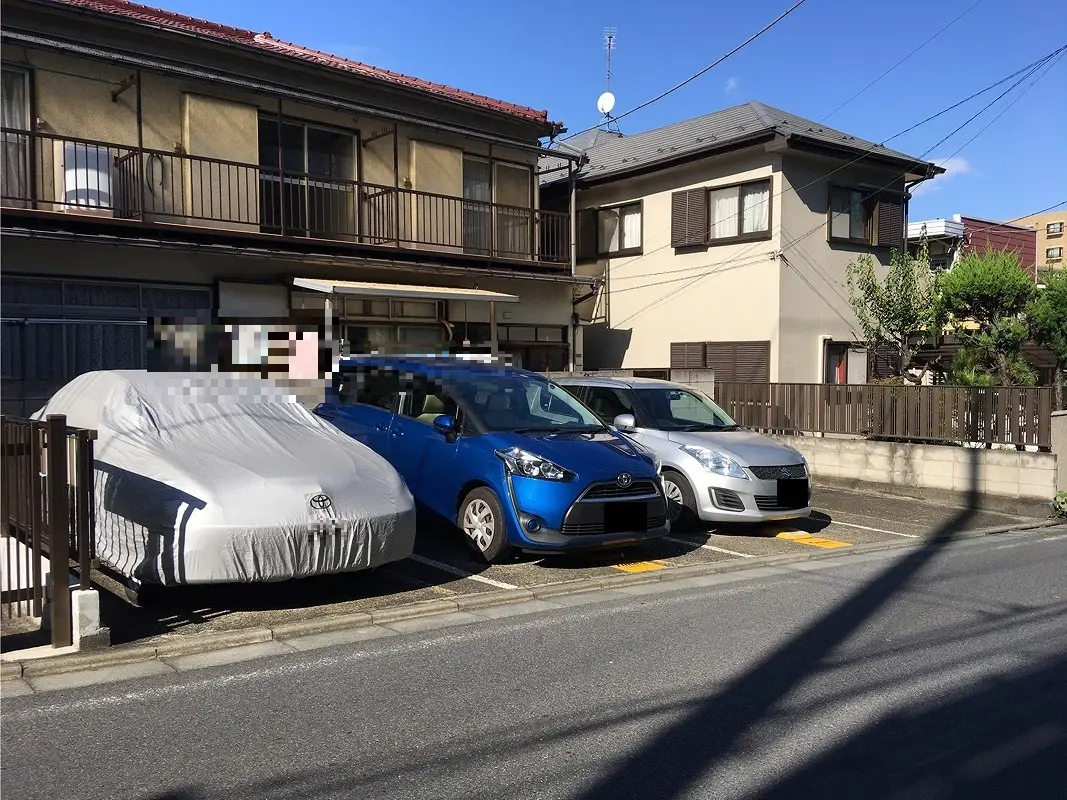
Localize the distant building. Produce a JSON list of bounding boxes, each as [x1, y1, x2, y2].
[[1014, 210, 1065, 276], [906, 214, 1037, 280]]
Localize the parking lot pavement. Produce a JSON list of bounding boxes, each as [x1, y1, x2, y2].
[[80, 485, 1049, 650]]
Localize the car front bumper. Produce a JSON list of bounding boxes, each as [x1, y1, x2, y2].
[[689, 472, 813, 523]]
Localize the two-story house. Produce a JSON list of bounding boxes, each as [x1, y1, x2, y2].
[[1, 0, 582, 414], [539, 102, 942, 385]]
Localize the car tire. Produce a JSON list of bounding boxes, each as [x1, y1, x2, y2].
[[458, 487, 515, 564], [662, 470, 700, 532]]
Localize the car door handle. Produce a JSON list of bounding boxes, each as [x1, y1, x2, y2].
[[374, 423, 389, 432], [390, 429, 404, 438]]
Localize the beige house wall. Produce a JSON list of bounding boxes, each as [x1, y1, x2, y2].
[[1016, 210, 1066, 271], [777, 155, 903, 383], [577, 149, 783, 372]]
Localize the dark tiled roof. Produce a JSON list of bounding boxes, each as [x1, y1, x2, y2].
[[541, 101, 939, 186], [46, 0, 552, 124]]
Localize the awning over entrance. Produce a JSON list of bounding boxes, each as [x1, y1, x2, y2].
[[292, 278, 519, 304]]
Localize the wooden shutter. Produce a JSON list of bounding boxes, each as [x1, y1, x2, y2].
[[876, 194, 904, 248], [670, 342, 705, 369], [576, 208, 598, 260], [703, 340, 771, 382], [671, 189, 708, 248]]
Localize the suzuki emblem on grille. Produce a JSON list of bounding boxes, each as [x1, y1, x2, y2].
[[310, 494, 333, 511], [616, 473, 633, 488]]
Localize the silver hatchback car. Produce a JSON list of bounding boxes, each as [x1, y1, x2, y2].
[[557, 376, 812, 528]]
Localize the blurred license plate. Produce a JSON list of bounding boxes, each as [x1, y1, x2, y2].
[[777, 479, 808, 508], [604, 501, 646, 534]]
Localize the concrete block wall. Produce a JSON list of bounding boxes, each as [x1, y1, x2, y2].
[[1053, 411, 1066, 493], [777, 435, 1058, 504]]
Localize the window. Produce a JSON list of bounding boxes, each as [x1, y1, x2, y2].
[[1047, 247, 1063, 260], [829, 187, 873, 243], [631, 387, 735, 430], [828, 186, 904, 248], [402, 376, 461, 426], [930, 254, 952, 271], [450, 375, 601, 433], [1047, 222, 1064, 235], [707, 180, 771, 242], [341, 366, 399, 411], [258, 117, 358, 237], [597, 202, 642, 254], [584, 387, 637, 424], [1, 67, 30, 208]]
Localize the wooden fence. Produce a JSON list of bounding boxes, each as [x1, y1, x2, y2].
[[713, 383, 1054, 449]]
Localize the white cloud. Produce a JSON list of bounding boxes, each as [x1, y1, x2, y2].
[[911, 156, 974, 196], [724, 77, 740, 93]]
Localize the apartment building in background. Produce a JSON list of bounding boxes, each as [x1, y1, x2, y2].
[[1, 0, 582, 414], [539, 102, 941, 385], [1015, 210, 1065, 277], [906, 214, 1038, 278]]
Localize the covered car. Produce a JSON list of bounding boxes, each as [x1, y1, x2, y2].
[[33, 370, 416, 587]]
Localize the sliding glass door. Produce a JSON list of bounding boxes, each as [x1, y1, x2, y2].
[[259, 118, 358, 238]]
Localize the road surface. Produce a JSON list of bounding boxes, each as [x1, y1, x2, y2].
[[3, 526, 1066, 799]]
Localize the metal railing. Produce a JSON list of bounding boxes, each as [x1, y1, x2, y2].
[[713, 382, 1055, 449], [0, 128, 571, 264], [1, 414, 97, 648]]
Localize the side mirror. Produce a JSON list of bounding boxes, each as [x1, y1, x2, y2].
[[613, 413, 636, 432], [432, 414, 457, 439]]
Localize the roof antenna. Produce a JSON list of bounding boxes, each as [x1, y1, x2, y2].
[[597, 28, 620, 133]]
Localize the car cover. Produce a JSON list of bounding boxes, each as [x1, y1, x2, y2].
[[33, 371, 416, 585]]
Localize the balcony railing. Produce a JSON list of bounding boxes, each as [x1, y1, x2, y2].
[[0, 129, 571, 265]]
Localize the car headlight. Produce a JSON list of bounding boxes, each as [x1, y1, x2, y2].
[[495, 447, 569, 481], [680, 445, 749, 479]]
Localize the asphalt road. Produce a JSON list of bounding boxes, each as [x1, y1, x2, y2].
[[4, 527, 1066, 799], [81, 486, 1046, 648]]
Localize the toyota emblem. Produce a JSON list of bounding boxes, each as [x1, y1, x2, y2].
[[309, 494, 333, 511], [616, 473, 633, 488]]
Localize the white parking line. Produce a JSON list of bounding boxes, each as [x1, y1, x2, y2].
[[406, 554, 519, 590], [667, 537, 754, 558], [827, 520, 919, 539]]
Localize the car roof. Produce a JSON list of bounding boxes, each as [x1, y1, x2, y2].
[[336, 354, 545, 381], [554, 374, 692, 391]]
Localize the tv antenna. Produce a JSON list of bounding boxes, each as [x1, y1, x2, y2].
[[597, 27, 619, 130]]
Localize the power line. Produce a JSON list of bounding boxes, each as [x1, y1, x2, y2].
[[599, 47, 1065, 286], [820, 0, 986, 122], [558, 0, 809, 143]]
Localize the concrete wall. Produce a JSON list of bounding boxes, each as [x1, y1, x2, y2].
[[574, 148, 782, 373], [777, 155, 902, 383], [1053, 411, 1067, 493], [780, 434, 1058, 506]]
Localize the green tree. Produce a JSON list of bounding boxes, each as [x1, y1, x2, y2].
[[1028, 268, 1067, 409], [937, 246, 1037, 386], [845, 237, 941, 383]]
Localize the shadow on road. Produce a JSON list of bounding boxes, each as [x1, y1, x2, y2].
[[133, 449, 1066, 798]]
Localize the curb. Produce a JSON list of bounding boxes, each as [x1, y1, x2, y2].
[[2, 518, 1061, 685]]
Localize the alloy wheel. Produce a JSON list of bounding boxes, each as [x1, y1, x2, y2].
[[462, 498, 495, 552], [663, 478, 685, 522]]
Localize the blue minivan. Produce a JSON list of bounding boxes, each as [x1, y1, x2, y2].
[[315, 355, 670, 563]]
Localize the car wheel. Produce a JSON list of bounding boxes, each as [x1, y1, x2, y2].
[[662, 470, 699, 532], [458, 487, 515, 564]]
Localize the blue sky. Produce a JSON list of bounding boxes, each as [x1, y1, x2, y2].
[[160, 0, 1064, 222]]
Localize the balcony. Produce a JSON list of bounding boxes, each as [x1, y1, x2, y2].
[[0, 129, 571, 267]]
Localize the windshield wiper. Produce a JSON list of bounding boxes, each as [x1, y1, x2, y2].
[[513, 425, 607, 434]]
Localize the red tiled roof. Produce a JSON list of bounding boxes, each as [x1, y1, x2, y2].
[[46, 0, 551, 125]]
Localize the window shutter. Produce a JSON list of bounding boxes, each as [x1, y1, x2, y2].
[[734, 341, 771, 382], [670, 342, 705, 369], [671, 189, 708, 248], [576, 209, 598, 260], [876, 194, 903, 248], [703, 341, 771, 382]]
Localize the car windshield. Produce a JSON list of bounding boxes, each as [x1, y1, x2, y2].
[[633, 387, 739, 431], [449, 375, 606, 433]]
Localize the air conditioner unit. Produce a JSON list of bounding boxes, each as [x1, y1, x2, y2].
[[53, 139, 115, 216]]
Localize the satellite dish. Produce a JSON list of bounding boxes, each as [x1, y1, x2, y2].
[[597, 91, 616, 116]]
